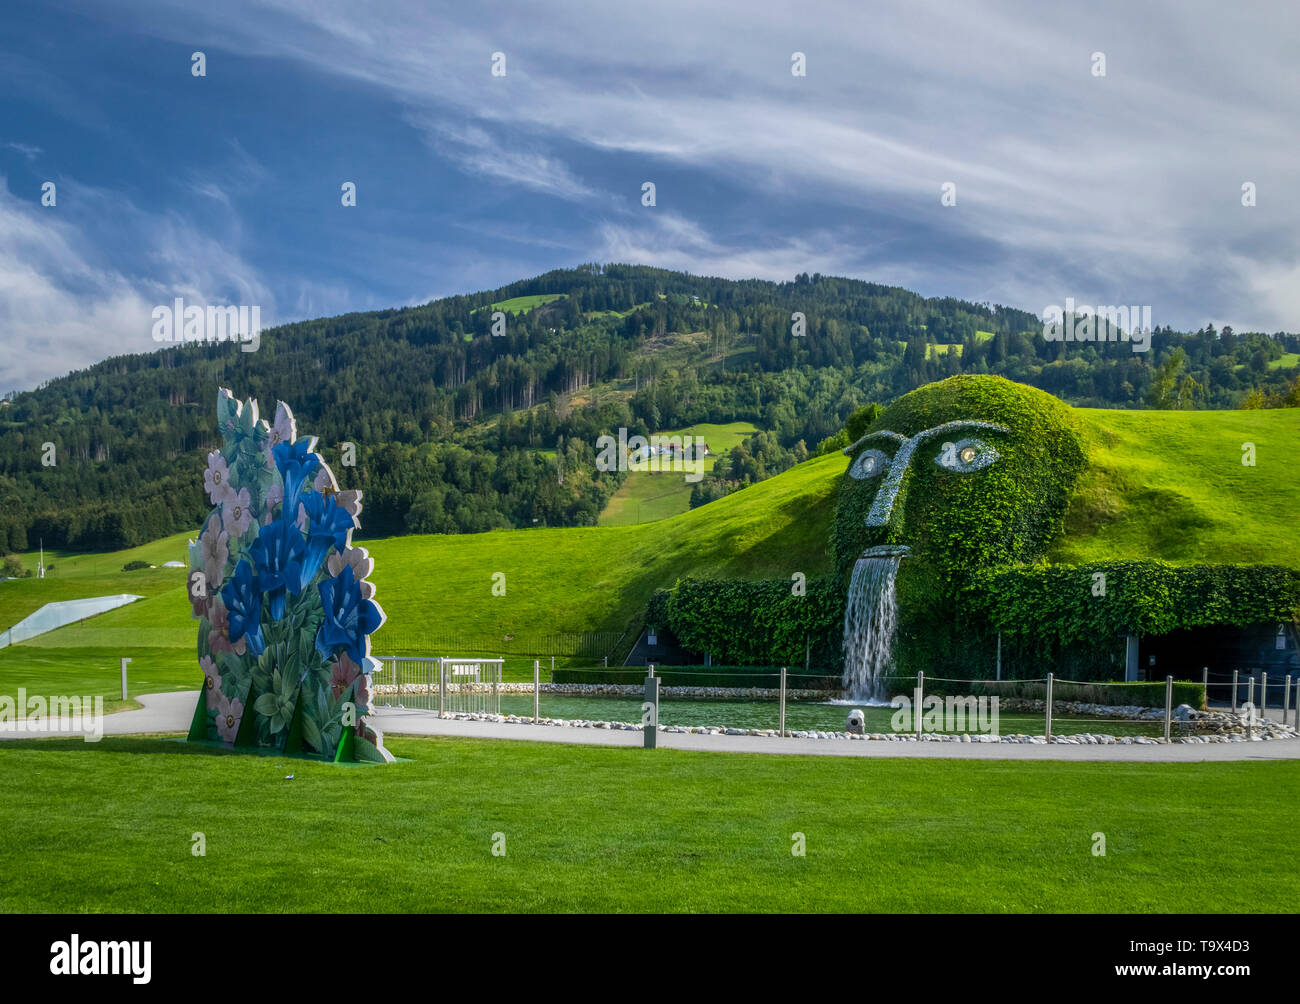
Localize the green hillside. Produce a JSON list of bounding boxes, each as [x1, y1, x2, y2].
[[2, 402, 1298, 705], [1054, 408, 1300, 566], [597, 420, 761, 526]]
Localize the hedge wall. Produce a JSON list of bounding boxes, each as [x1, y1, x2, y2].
[[970, 560, 1300, 673], [649, 561, 1300, 686], [662, 576, 844, 668]]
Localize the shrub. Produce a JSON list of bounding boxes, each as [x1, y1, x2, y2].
[[122, 559, 152, 571]]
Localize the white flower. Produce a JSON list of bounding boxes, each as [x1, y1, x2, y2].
[[204, 451, 236, 505], [200, 524, 230, 589], [262, 482, 284, 525], [328, 546, 375, 599], [222, 487, 253, 539]]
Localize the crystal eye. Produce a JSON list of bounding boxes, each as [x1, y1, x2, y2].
[[937, 438, 999, 473], [849, 448, 889, 480]]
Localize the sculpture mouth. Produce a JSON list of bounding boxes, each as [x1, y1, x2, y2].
[[861, 544, 911, 558]]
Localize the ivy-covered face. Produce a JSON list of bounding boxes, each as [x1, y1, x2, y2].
[[832, 376, 1088, 579]]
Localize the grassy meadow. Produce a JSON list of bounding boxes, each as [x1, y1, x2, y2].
[[1, 734, 1295, 912], [2, 405, 1299, 707]]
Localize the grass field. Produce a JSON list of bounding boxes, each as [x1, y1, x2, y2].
[[470, 293, 566, 315], [0, 451, 845, 699], [1053, 408, 1300, 566], [3, 404, 1298, 705], [598, 420, 760, 526], [1, 734, 1295, 912]]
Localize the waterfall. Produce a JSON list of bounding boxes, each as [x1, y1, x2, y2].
[[841, 554, 902, 702]]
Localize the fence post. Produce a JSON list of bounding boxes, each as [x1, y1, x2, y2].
[[1045, 673, 1053, 742], [996, 632, 1002, 681], [1232, 670, 1238, 713], [1164, 675, 1173, 741], [396, 658, 402, 705], [534, 660, 540, 723], [779, 667, 787, 737], [551, 655, 555, 682], [120, 657, 131, 701], [1294, 677, 1299, 730], [494, 660, 500, 716], [1261, 672, 1268, 713], [1202, 666, 1208, 704], [1285, 675, 1292, 723], [915, 671, 923, 741], [438, 658, 446, 719], [1247, 675, 1255, 717], [643, 671, 659, 749]]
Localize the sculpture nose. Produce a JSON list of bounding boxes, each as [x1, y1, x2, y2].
[[864, 440, 919, 528]]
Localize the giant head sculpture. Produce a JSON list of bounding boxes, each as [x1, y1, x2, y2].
[[831, 376, 1089, 675], [832, 375, 1089, 582]]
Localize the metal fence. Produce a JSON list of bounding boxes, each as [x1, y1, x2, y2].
[[372, 656, 503, 716]]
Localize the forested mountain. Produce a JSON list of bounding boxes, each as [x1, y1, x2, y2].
[[1, 263, 1296, 552]]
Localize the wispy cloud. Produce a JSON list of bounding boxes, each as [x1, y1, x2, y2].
[[0, 177, 273, 394], [3, 142, 43, 159]]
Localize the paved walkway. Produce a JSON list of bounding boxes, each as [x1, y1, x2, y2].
[[372, 706, 1300, 762], [0, 690, 198, 741], [4, 691, 1299, 762]]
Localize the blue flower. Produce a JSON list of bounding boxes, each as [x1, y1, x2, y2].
[[300, 491, 357, 590], [249, 519, 306, 621], [220, 559, 265, 657], [273, 437, 321, 515], [316, 565, 383, 664]]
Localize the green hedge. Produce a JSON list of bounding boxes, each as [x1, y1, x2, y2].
[[553, 665, 840, 689], [976, 561, 1300, 639], [663, 577, 844, 667]]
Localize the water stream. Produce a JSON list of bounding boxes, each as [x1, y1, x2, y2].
[[841, 554, 902, 702]]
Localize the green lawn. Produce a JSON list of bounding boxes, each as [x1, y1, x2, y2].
[[1, 734, 1294, 912], [471, 293, 566, 315], [0, 452, 845, 698], [1053, 408, 1300, 566], [598, 420, 761, 526], [1268, 352, 1300, 370], [3, 404, 1299, 704]]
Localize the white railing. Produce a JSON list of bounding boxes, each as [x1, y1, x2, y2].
[[372, 656, 503, 717]]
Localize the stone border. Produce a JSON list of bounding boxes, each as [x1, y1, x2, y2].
[[420, 708, 1297, 745]]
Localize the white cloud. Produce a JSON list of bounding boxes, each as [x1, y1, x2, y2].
[[0, 178, 274, 394], [111, 0, 1300, 331]]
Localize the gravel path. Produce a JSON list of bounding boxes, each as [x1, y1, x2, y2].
[[5, 691, 1299, 762]]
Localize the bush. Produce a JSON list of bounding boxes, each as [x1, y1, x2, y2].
[[2, 555, 26, 578], [663, 577, 844, 667], [122, 559, 152, 572]]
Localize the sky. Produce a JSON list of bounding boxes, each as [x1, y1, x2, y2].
[[1, 0, 1297, 393]]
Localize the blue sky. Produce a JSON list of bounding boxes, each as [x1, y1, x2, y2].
[[2, 0, 1297, 393]]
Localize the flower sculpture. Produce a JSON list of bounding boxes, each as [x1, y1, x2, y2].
[[187, 388, 392, 762]]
